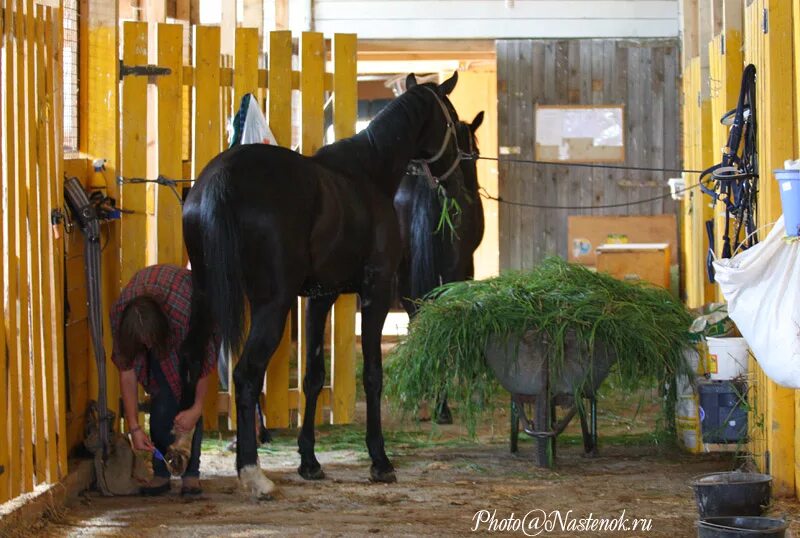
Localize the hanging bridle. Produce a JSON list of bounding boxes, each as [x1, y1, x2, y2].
[[407, 86, 469, 189], [700, 64, 758, 283]]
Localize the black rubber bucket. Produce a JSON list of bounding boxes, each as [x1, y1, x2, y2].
[[691, 472, 772, 517], [696, 517, 788, 538]]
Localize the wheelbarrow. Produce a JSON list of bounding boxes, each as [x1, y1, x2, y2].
[[485, 329, 615, 467]]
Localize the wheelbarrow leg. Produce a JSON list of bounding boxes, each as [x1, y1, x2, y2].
[[534, 395, 554, 468], [591, 397, 598, 453], [578, 398, 596, 456], [510, 399, 520, 454]]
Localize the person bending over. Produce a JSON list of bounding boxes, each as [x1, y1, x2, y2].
[[111, 264, 216, 496]]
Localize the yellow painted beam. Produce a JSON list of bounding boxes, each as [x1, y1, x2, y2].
[[331, 33, 357, 425], [233, 27, 259, 107], [192, 24, 221, 431], [0, 0, 8, 503], [47, 5, 68, 478], [299, 31, 325, 426], [156, 23, 184, 266], [87, 0, 122, 436], [264, 30, 293, 429], [120, 22, 149, 286], [25, 0, 46, 485], [15, 0, 34, 493]]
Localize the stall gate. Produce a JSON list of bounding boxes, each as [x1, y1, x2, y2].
[[680, 0, 799, 499], [117, 24, 359, 434], [0, 3, 68, 503]]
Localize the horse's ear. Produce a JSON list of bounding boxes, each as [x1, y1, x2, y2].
[[438, 71, 458, 96], [471, 111, 485, 132], [405, 73, 418, 90]]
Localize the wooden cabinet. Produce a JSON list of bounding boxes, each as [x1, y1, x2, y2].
[[596, 243, 671, 289]]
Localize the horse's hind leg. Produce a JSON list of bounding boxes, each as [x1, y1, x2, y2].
[[234, 296, 292, 499], [179, 253, 211, 411], [298, 293, 338, 480]]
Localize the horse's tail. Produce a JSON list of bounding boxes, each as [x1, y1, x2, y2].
[[199, 167, 246, 355], [409, 177, 444, 301]]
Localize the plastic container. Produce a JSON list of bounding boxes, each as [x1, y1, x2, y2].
[[775, 169, 800, 236], [698, 380, 748, 444], [691, 471, 772, 518], [705, 337, 749, 380], [697, 517, 787, 538]]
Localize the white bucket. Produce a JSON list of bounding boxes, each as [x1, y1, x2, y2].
[[705, 337, 749, 380]]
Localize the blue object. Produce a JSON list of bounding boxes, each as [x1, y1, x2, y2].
[[152, 447, 167, 463], [775, 169, 800, 236]]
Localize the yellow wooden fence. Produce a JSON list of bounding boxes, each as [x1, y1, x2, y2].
[[117, 24, 359, 433], [680, 0, 799, 499], [0, 3, 68, 504]]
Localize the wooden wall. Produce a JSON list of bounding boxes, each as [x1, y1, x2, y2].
[[496, 38, 681, 270]]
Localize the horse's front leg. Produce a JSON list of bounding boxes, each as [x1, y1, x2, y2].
[[360, 280, 396, 483], [298, 293, 338, 480], [234, 296, 292, 499]]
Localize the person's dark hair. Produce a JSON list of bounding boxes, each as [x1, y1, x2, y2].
[[118, 296, 169, 364]]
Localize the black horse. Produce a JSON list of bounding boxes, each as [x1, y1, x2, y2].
[[178, 73, 461, 497], [394, 112, 485, 424]]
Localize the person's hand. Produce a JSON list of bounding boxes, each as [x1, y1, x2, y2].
[[131, 427, 155, 451], [174, 406, 201, 433]]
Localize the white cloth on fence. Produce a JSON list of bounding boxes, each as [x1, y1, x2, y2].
[[713, 215, 800, 388]]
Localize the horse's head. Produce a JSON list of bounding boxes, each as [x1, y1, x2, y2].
[[453, 111, 484, 197], [404, 72, 462, 190]]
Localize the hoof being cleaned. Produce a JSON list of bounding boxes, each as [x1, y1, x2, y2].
[[165, 426, 194, 476], [239, 464, 276, 500]]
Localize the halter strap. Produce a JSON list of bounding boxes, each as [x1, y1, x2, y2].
[[408, 86, 462, 188]]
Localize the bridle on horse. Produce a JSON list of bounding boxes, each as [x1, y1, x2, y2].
[[407, 86, 474, 189], [700, 64, 758, 283]]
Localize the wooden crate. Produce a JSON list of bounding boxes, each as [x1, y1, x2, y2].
[[595, 243, 670, 289]]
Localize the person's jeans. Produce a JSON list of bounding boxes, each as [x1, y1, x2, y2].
[[149, 353, 203, 479]]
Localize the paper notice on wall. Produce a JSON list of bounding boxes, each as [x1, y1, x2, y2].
[[535, 105, 624, 162]]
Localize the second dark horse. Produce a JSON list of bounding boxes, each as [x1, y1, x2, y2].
[[179, 73, 461, 498], [394, 111, 485, 424]]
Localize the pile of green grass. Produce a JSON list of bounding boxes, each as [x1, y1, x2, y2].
[[385, 257, 694, 435]]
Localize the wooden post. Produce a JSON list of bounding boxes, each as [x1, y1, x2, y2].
[[0, 0, 8, 502], [330, 33, 357, 425], [120, 23, 149, 288], [155, 23, 184, 266], [2, 0, 22, 497], [47, 5, 69, 479], [192, 24, 221, 431], [299, 31, 325, 425], [24, 0, 47, 485], [15, 0, 35, 493], [86, 0, 122, 436], [264, 30, 292, 429]]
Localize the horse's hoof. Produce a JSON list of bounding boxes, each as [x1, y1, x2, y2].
[[298, 464, 325, 481], [369, 465, 397, 484], [238, 464, 276, 500], [165, 427, 194, 476]]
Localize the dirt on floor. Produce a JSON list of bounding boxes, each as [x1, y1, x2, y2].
[[20, 386, 800, 537]]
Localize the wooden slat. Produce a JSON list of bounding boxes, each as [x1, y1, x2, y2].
[[156, 23, 184, 266], [48, 5, 68, 478], [330, 33, 357, 425], [299, 31, 325, 426], [233, 27, 259, 106], [24, 0, 46, 485], [264, 30, 292, 429], [87, 0, 121, 435], [192, 24, 221, 431], [15, 0, 34, 493], [0, 0, 8, 504], [120, 22, 148, 287], [34, 5, 57, 485]]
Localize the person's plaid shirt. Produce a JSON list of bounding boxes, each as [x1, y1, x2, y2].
[[110, 264, 217, 401]]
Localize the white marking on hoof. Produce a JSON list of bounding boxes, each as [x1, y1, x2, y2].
[[239, 464, 276, 500]]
